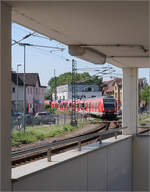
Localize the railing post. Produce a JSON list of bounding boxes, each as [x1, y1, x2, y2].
[[115, 132, 118, 139], [78, 141, 81, 151], [98, 136, 102, 144], [47, 148, 52, 162]]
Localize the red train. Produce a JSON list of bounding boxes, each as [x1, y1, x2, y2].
[[44, 96, 118, 119]]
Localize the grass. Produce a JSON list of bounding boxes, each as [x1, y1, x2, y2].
[[11, 117, 110, 147], [138, 114, 150, 125], [11, 123, 82, 146]]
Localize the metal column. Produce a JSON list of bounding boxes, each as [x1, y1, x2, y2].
[[71, 59, 77, 126]]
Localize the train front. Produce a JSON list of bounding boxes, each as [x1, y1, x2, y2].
[[102, 97, 117, 119]]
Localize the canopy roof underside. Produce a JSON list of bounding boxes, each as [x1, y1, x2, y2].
[[7, 0, 150, 68]]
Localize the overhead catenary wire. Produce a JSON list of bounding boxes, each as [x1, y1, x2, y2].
[[14, 42, 65, 51], [32, 34, 52, 41], [11, 32, 36, 46]]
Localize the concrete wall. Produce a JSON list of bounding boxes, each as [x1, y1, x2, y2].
[[133, 135, 150, 191], [12, 136, 132, 191]]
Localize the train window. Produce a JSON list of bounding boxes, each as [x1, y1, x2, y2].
[[80, 103, 85, 108], [103, 99, 116, 110], [76, 104, 79, 108]]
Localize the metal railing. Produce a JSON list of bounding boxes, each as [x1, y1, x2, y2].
[[12, 126, 127, 162]]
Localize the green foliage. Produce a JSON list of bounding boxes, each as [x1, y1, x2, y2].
[[48, 72, 103, 96], [44, 104, 50, 110], [44, 103, 57, 114], [11, 124, 78, 146], [140, 85, 150, 103], [11, 131, 37, 146], [44, 91, 51, 100]]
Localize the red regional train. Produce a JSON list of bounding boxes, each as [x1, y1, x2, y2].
[[44, 96, 118, 119]]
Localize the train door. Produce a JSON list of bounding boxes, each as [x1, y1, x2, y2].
[[69, 102, 71, 112], [89, 100, 91, 112], [98, 98, 102, 113], [76, 100, 80, 112], [84, 101, 88, 113], [95, 102, 97, 112]]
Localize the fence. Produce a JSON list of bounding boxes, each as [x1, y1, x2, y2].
[[11, 112, 89, 131]]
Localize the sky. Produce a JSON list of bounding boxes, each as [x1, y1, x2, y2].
[[11, 23, 150, 86]]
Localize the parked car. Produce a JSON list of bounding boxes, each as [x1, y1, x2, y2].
[[11, 112, 23, 129], [34, 112, 56, 125], [12, 112, 23, 118], [12, 113, 34, 127], [25, 114, 34, 125]]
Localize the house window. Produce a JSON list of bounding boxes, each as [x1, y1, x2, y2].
[[88, 87, 92, 92], [85, 87, 92, 92], [12, 87, 15, 93]]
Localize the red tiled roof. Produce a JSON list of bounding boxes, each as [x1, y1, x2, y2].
[[11, 72, 47, 88]]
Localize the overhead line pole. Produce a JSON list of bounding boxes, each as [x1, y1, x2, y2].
[[23, 44, 26, 133], [14, 41, 65, 131], [71, 59, 77, 126]]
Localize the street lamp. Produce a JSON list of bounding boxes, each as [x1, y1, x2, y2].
[[16, 64, 22, 113]]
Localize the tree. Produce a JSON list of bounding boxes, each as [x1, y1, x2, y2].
[[48, 72, 103, 98], [140, 85, 150, 104], [44, 91, 52, 100]]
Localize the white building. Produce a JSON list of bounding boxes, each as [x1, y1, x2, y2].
[[11, 72, 47, 114], [55, 83, 102, 100]]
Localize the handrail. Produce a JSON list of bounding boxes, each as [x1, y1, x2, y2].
[[46, 126, 127, 161], [12, 126, 127, 162]]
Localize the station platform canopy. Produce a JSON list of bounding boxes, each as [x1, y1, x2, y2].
[[7, 0, 149, 68]]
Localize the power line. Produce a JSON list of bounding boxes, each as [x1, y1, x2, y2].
[[11, 32, 36, 46], [32, 34, 52, 41], [14, 42, 65, 51]]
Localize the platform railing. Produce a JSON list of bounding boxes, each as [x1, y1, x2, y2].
[[46, 126, 127, 161]]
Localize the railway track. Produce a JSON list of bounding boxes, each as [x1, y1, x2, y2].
[[12, 121, 122, 167]]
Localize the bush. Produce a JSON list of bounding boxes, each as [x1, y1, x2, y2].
[[11, 124, 79, 146]]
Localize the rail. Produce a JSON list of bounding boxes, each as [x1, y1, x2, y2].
[[12, 126, 126, 163]]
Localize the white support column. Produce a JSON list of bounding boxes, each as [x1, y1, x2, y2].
[[122, 68, 138, 135], [0, 2, 11, 191]]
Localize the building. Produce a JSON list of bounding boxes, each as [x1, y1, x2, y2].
[[102, 78, 146, 105], [11, 72, 47, 114], [55, 83, 102, 100]]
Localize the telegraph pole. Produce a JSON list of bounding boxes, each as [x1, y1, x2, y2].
[[71, 59, 77, 126]]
